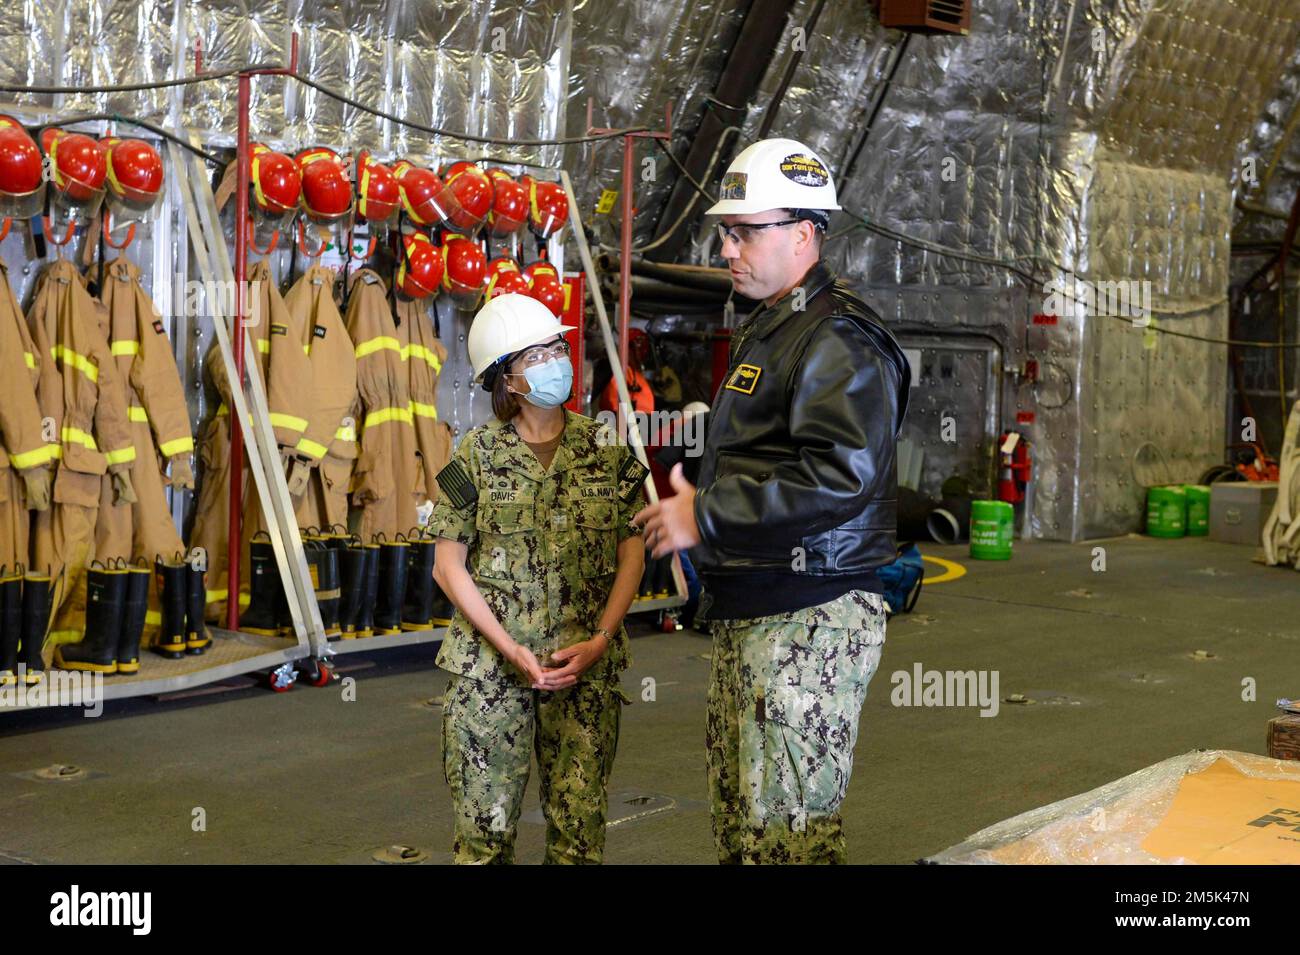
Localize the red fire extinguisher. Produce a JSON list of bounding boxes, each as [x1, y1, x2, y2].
[[998, 431, 1031, 504]]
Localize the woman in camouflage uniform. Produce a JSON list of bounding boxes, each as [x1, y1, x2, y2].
[[430, 294, 646, 864]]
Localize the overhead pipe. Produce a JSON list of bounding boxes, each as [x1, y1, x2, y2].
[[599, 252, 734, 293], [645, 0, 799, 262]]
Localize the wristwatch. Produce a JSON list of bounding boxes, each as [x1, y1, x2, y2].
[[592, 627, 612, 643]]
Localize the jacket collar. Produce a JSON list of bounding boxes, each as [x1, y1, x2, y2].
[[745, 261, 837, 343], [485, 409, 592, 481]]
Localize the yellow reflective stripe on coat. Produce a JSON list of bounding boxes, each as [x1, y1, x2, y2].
[[295, 437, 329, 458], [128, 406, 150, 424], [8, 444, 56, 469], [257, 339, 271, 354], [104, 445, 137, 466], [335, 424, 357, 442], [354, 336, 403, 360], [407, 344, 442, 373], [269, 413, 308, 433], [159, 436, 195, 457], [363, 405, 414, 430], [111, 340, 141, 357], [51, 345, 98, 382], [410, 401, 438, 419], [23, 351, 36, 370], [61, 427, 97, 451]]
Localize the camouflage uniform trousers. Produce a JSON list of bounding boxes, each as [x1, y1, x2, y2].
[[441, 672, 626, 864], [706, 589, 887, 864]]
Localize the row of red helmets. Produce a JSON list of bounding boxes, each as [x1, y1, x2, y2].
[[0, 117, 164, 220], [391, 159, 567, 239], [397, 236, 566, 316], [246, 144, 568, 238]]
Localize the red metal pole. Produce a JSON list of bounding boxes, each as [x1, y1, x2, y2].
[[619, 134, 633, 435], [619, 136, 633, 373], [227, 73, 251, 631]]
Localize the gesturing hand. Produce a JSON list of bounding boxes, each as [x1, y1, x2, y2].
[[632, 463, 701, 558]]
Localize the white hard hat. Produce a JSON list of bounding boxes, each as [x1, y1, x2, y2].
[[467, 292, 576, 381], [706, 138, 841, 217], [681, 401, 710, 418]]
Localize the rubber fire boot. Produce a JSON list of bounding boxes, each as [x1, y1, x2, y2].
[[311, 541, 341, 638], [354, 540, 381, 637], [373, 536, 409, 635], [637, 554, 654, 598], [153, 556, 189, 659], [337, 541, 367, 638], [239, 534, 281, 636], [117, 560, 150, 675], [185, 557, 210, 655], [653, 554, 672, 598], [19, 570, 52, 685], [401, 531, 437, 631], [54, 561, 125, 674], [0, 567, 22, 685]]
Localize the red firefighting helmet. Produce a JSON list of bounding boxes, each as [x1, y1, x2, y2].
[[296, 147, 353, 222], [528, 276, 566, 317], [485, 168, 528, 237], [441, 233, 488, 310], [103, 138, 164, 209], [353, 150, 399, 224], [527, 178, 568, 239], [441, 161, 493, 233], [249, 145, 301, 216], [392, 160, 455, 229], [0, 120, 45, 218], [485, 256, 530, 299], [42, 129, 106, 204], [396, 233, 445, 299]]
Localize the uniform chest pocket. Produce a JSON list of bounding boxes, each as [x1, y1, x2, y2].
[[474, 502, 536, 581], [573, 499, 618, 577]]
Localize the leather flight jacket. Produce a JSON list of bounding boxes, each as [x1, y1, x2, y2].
[[691, 262, 911, 618]]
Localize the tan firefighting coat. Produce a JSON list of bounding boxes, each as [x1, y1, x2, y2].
[[27, 260, 137, 646], [396, 298, 451, 509], [283, 265, 358, 532], [345, 269, 417, 540], [0, 260, 54, 572]]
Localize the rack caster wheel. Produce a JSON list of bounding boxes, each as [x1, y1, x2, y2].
[[301, 658, 334, 687], [267, 662, 297, 692], [659, 612, 680, 633]]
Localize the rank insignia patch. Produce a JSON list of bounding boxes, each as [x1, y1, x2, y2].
[[725, 363, 762, 395]]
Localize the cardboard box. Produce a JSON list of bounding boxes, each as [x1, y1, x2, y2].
[[1209, 481, 1277, 545]]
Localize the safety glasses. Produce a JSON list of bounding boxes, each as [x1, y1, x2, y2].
[[716, 218, 801, 246], [515, 338, 571, 367]]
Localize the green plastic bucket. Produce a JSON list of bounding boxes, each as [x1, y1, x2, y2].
[[969, 500, 1014, 560], [1146, 485, 1187, 538], [1184, 484, 1210, 536]]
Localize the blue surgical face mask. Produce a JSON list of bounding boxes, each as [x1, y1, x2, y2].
[[513, 357, 573, 408]]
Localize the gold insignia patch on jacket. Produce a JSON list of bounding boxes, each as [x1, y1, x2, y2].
[[725, 363, 761, 394]]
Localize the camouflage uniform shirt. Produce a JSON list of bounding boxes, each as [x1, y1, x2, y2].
[[429, 410, 641, 688]]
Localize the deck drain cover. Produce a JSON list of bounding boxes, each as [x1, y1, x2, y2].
[[607, 792, 676, 827], [372, 844, 429, 864], [27, 764, 94, 782]]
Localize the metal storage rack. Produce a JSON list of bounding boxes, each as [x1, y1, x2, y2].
[[1, 29, 684, 712]]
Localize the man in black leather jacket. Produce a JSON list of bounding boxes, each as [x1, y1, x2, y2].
[[635, 138, 909, 863]]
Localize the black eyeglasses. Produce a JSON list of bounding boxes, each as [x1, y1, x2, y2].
[[716, 219, 801, 246]]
